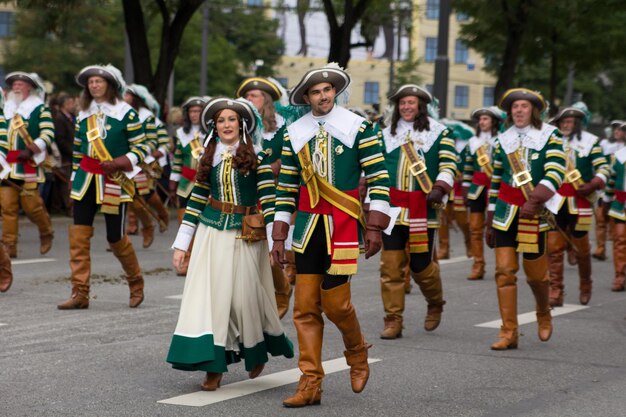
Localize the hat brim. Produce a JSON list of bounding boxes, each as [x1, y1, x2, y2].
[[5, 71, 39, 89], [182, 96, 207, 110], [76, 66, 121, 91], [551, 107, 585, 124], [388, 84, 432, 104], [499, 88, 546, 113], [471, 107, 503, 121], [201, 98, 256, 134], [236, 78, 281, 101], [289, 68, 350, 106]]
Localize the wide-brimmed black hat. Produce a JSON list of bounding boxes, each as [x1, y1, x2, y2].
[[201, 97, 256, 134], [388, 84, 432, 104], [181, 96, 207, 110], [236, 77, 282, 101], [289, 64, 350, 106], [5, 71, 44, 90], [499, 88, 546, 113], [610, 120, 624, 128], [75, 64, 125, 93], [471, 106, 504, 121], [549, 107, 586, 124]]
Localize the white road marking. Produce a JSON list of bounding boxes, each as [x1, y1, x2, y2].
[[11, 258, 57, 266], [475, 303, 589, 328], [166, 295, 183, 300], [0, 323, 6, 327], [439, 256, 471, 265], [158, 357, 381, 407]]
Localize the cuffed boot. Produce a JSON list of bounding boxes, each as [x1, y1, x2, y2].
[[321, 282, 371, 394], [127, 205, 138, 235], [455, 209, 472, 258], [20, 192, 54, 255], [0, 242, 13, 292], [491, 247, 519, 350], [58, 225, 93, 309], [612, 223, 626, 291], [593, 205, 607, 260], [109, 236, 144, 308], [283, 274, 325, 407], [411, 261, 445, 331], [524, 254, 552, 342], [148, 192, 169, 233], [547, 231, 566, 307], [379, 249, 407, 339], [468, 212, 485, 280], [271, 262, 292, 319], [573, 235, 592, 305], [0, 186, 19, 258]]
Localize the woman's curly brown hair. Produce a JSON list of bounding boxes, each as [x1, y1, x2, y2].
[[196, 109, 258, 183], [390, 99, 430, 136]]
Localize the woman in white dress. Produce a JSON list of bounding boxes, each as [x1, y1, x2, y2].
[[167, 97, 293, 391]]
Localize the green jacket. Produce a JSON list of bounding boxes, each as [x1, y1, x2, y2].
[[381, 117, 458, 227], [171, 125, 202, 198], [462, 133, 497, 200], [606, 146, 626, 221], [489, 123, 566, 232], [70, 100, 149, 203], [260, 114, 286, 165]]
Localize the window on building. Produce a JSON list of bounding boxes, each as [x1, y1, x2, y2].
[[425, 37, 438, 63], [364, 81, 380, 105], [275, 77, 288, 88], [455, 39, 468, 64], [425, 84, 434, 94], [0, 11, 14, 38], [454, 85, 469, 108], [483, 87, 495, 106], [247, 0, 263, 6], [426, 0, 440, 19], [456, 12, 469, 21]]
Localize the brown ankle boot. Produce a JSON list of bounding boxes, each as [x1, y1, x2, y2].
[[491, 247, 519, 350], [380, 249, 407, 337], [321, 282, 371, 393], [58, 225, 93, 309], [201, 372, 222, 391], [0, 242, 13, 292], [612, 223, 626, 291], [411, 262, 445, 331], [547, 231, 565, 307], [524, 255, 552, 342], [110, 236, 144, 308], [283, 274, 324, 407], [283, 375, 322, 408], [20, 192, 54, 255], [5, 242, 16, 259], [573, 235, 592, 305], [467, 212, 485, 280], [148, 192, 169, 233]]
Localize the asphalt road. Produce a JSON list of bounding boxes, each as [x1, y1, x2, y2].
[[1, 213, 626, 417]]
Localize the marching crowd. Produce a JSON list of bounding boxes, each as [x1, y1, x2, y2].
[[1, 62, 625, 407]]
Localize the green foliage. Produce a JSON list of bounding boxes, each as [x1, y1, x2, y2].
[[393, 49, 423, 89], [3, 0, 124, 94]]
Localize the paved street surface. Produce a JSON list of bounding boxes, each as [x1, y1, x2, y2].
[[2, 213, 626, 417]]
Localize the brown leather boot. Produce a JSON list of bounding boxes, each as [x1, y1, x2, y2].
[[132, 198, 154, 248], [0, 242, 13, 292], [524, 254, 552, 342], [321, 282, 371, 394], [491, 247, 519, 350], [201, 372, 223, 391], [284, 250, 297, 285], [109, 236, 144, 308], [593, 205, 607, 260], [0, 186, 19, 258], [547, 231, 566, 307], [411, 261, 445, 331], [271, 261, 292, 319], [468, 212, 485, 280], [566, 245, 577, 266], [20, 192, 54, 255], [438, 214, 450, 259], [455, 209, 472, 257], [58, 225, 93, 309], [573, 235, 592, 305], [283, 375, 322, 408], [612, 223, 626, 291], [127, 205, 138, 235], [380, 249, 407, 339], [283, 274, 324, 407], [148, 192, 169, 233]]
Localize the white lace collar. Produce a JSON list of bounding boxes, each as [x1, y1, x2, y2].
[[468, 131, 495, 154], [212, 140, 239, 167], [287, 105, 365, 153], [564, 131, 597, 158], [262, 113, 285, 141], [137, 107, 154, 123], [381, 117, 447, 154], [616, 146, 626, 164], [77, 99, 133, 123], [498, 123, 557, 155], [4, 95, 44, 120], [176, 125, 201, 147]]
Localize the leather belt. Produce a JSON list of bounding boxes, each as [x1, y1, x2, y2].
[[209, 198, 256, 215]]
